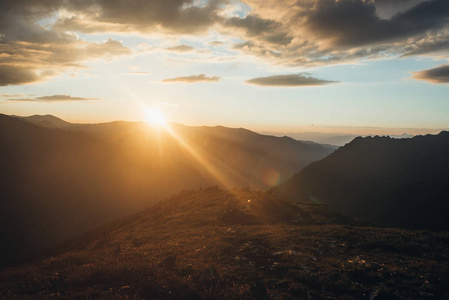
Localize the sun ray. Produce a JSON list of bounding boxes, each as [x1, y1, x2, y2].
[[163, 125, 243, 190]]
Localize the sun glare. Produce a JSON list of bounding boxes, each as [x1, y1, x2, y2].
[[145, 107, 166, 126]]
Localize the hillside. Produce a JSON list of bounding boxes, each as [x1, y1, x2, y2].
[[275, 132, 449, 230], [0, 114, 161, 267], [1, 188, 448, 299], [14, 114, 75, 129], [0, 114, 334, 266], [15, 114, 336, 188]]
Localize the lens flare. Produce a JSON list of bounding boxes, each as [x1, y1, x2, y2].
[[262, 168, 281, 187]]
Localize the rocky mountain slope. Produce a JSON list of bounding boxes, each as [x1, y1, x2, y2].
[[275, 132, 449, 230]]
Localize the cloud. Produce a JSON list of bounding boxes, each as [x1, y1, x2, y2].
[[223, 14, 292, 45], [245, 74, 338, 87], [412, 64, 449, 83], [373, 0, 429, 19], [8, 94, 101, 102], [209, 41, 224, 46], [301, 0, 449, 48], [0, 36, 131, 85], [402, 32, 449, 57], [1, 0, 449, 86], [0, 65, 40, 86], [223, 0, 449, 66], [52, 0, 223, 34], [162, 74, 221, 83], [0, 0, 132, 86], [166, 44, 195, 52], [1, 94, 26, 98]]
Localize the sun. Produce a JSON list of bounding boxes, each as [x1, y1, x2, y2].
[[144, 107, 167, 126]]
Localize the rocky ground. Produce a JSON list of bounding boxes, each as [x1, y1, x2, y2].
[[1, 187, 448, 299]]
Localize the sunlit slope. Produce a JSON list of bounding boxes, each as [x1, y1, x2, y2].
[[20, 114, 336, 189], [275, 132, 449, 230], [1, 188, 448, 299], [0, 114, 334, 266]]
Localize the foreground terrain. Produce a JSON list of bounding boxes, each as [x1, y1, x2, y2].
[[1, 188, 448, 299]]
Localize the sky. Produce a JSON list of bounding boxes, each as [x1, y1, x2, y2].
[[0, 0, 448, 135]]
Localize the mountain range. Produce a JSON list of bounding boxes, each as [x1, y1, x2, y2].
[[261, 131, 415, 146], [275, 132, 449, 230], [0, 114, 335, 266]]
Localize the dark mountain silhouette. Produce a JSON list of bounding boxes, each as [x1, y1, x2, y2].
[[0, 114, 334, 266], [14, 114, 75, 129], [0, 114, 161, 267], [261, 131, 415, 146], [1, 187, 448, 299], [275, 132, 449, 230]]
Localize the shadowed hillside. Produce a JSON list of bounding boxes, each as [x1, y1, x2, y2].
[[1, 188, 448, 299], [275, 132, 449, 230], [0, 114, 334, 266], [0, 114, 162, 267]]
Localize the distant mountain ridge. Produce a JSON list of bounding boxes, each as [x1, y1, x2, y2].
[[13, 114, 75, 128], [0, 114, 335, 266], [261, 131, 415, 146], [275, 131, 449, 230]]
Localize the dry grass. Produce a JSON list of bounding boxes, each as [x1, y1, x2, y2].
[[1, 188, 448, 299]]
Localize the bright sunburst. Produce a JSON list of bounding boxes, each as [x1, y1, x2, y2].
[[144, 107, 166, 126]]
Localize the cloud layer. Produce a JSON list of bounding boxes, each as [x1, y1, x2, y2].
[[246, 74, 338, 87], [8, 94, 101, 102], [162, 74, 221, 83], [1, 0, 449, 85], [413, 64, 449, 83]]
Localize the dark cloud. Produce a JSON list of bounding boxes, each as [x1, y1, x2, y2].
[[245, 74, 338, 87], [224, 15, 280, 36], [9, 94, 101, 101], [265, 32, 293, 46], [0, 65, 40, 86], [413, 64, 449, 83], [167, 44, 194, 52], [304, 0, 449, 48], [162, 74, 220, 83], [53, 0, 223, 34], [225, 0, 449, 66], [224, 14, 292, 45]]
